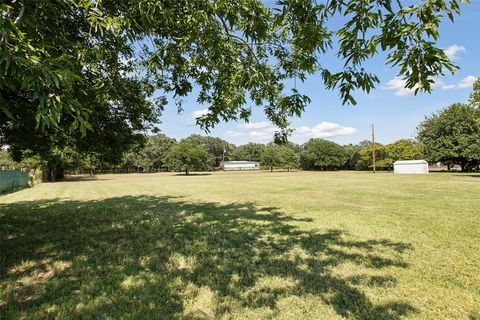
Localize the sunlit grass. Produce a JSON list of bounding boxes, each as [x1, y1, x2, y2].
[[1, 171, 479, 319]]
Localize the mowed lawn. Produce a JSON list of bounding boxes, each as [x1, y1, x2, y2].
[[0, 171, 479, 319]]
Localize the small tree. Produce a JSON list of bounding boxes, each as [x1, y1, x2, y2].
[[0, 150, 17, 169], [356, 144, 387, 171], [261, 146, 282, 172], [376, 139, 424, 170], [300, 139, 349, 170], [278, 146, 299, 171], [183, 135, 235, 169], [165, 141, 212, 175]]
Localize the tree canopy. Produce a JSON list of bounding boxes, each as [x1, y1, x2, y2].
[[165, 140, 212, 175], [182, 135, 234, 169], [0, 0, 163, 179], [376, 139, 424, 169], [469, 77, 480, 107], [1, 0, 466, 145], [417, 103, 480, 171], [233, 143, 266, 162], [300, 139, 349, 170], [260, 145, 299, 171], [122, 134, 177, 171]]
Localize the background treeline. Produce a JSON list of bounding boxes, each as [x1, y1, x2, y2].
[[2, 78, 479, 175], [1, 136, 425, 174]]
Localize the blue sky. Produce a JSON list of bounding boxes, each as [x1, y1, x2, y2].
[[157, 2, 479, 146]]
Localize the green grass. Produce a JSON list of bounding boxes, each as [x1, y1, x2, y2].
[[1, 171, 479, 319]]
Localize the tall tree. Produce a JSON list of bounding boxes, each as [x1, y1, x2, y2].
[[417, 103, 480, 171], [0, 1, 163, 180], [1, 0, 467, 148]]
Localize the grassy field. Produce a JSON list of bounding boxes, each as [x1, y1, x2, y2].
[[1, 171, 479, 319]]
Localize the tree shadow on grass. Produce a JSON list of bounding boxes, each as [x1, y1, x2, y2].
[[0, 196, 415, 319], [453, 174, 480, 179], [62, 175, 111, 182], [173, 173, 213, 176]]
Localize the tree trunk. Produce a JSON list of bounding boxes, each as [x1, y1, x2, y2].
[[185, 168, 189, 175], [270, 166, 273, 172], [45, 159, 65, 182]]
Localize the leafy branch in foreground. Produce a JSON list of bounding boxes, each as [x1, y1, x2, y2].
[[0, 0, 468, 171]]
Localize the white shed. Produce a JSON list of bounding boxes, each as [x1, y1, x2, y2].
[[223, 161, 260, 171], [393, 160, 429, 174]]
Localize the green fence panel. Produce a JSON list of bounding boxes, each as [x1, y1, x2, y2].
[[0, 170, 29, 193]]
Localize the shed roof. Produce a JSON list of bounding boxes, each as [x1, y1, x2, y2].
[[224, 161, 259, 165], [394, 160, 428, 165]]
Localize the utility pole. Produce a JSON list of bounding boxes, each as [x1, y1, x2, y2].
[[371, 124, 376, 174], [222, 144, 226, 171]]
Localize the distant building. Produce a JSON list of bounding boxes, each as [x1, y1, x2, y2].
[[394, 160, 429, 174], [223, 161, 260, 171]]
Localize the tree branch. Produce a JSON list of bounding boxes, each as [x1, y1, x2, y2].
[[216, 15, 261, 67]]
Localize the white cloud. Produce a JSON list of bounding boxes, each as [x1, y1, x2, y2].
[[239, 121, 271, 129], [191, 108, 210, 118], [294, 122, 358, 139], [385, 77, 415, 96], [246, 127, 276, 142], [226, 120, 358, 143], [444, 44, 466, 61], [457, 75, 477, 88], [225, 130, 244, 138], [385, 75, 477, 96], [248, 130, 272, 142]]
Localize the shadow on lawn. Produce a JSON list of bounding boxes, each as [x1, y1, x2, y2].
[[0, 196, 415, 319], [62, 175, 110, 182]]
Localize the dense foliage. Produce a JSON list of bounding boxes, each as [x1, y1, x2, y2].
[[300, 139, 349, 170], [165, 140, 212, 175], [261, 145, 299, 171], [122, 134, 177, 171], [0, 1, 163, 180], [0, 0, 468, 176], [417, 103, 480, 171], [233, 143, 266, 162], [0, 150, 16, 169], [182, 135, 235, 168], [355, 139, 424, 170]]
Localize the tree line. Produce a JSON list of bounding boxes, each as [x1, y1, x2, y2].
[[2, 78, 479, 176], [1, 1, 467, 180], [69, 77, 480, 175], [37, 136, 426, 175]]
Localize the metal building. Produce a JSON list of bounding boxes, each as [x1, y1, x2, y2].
[[393, 160, 429, 174], [223, 161, 260, 171]]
